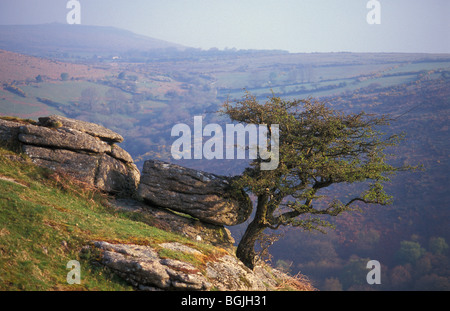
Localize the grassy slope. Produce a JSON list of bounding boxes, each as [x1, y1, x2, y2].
[[0, 146, 227, 291], [0, 145, 313, 291]]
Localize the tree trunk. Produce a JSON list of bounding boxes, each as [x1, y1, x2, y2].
[[236, 194, 268, 270]]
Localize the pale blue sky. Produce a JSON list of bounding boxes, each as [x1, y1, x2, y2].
[[0, 0, 448, 53]]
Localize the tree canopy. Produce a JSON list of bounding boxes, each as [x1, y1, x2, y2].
[[221, 93, 416, 269]]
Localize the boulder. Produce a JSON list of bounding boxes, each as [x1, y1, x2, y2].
[[90, 241, 211, 291], [138, 160, 252, 226], [1, 115, 140, 196], [19, 124, 111, 154], [38, 115, 123, 143], [95, 154, 140, 195]]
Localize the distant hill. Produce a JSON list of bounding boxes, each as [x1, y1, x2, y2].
[[0, 49, 109, 83], [0, 23, 185, 57]]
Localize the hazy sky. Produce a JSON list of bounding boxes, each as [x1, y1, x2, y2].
[[0, 0, 448, 53]]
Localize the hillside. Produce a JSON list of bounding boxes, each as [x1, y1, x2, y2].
[[0, 117, 314, 292], [0, 24, 185, 58]]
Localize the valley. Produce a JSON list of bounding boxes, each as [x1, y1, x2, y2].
[[0, 24, 449, 290]]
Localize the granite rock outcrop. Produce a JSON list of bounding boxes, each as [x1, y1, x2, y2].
[[88, 241, 300, 291], [138, 159, 252, 226], [0, 115, 139, 196]]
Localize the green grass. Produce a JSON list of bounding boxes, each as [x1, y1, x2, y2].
[[387, 61, 450, 75], [20, 81, 114, 106], [0, 90, 56, 118], [0, 146, 224, 290]]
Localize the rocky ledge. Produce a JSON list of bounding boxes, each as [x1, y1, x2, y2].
[[87, 241, 306, 291]]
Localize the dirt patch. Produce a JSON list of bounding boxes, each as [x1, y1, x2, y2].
[[0, 175, 28, 187]]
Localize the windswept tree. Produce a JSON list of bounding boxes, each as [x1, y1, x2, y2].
[[222, 93, 415, 270]]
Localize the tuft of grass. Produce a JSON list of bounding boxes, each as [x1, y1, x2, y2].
[[157, 248, 203, 273], [46, 120, 63, 129]]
